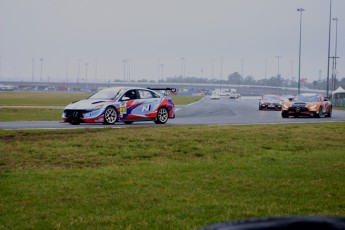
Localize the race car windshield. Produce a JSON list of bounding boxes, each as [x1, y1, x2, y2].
[[89, 88, 122, 100], [296, 95, 319, 103], [264, 95, 279, 100]]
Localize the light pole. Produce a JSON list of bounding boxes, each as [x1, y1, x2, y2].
[[180, 58, 185, 77], [123, 59, 127, 82], [220, 57, 223, 89], [95, 58, 98, 83], [160, 64, 164, 82], [332, 17, 339, 91], [65, 58, 69, 82], [127, 59, 131, 83], [211, 58, 214, 82], [264, 60, 267, 79], [297, 8, 305, 94], [40, 58, 43, 82], [32, 58, 35, 82], [290, 60, 294, 84], [276, 56, 281, 77], [77, 60, 81, 83], [240, 59, 244, 91], [85, 62, 88, 89], [326, 0, 332, 98]]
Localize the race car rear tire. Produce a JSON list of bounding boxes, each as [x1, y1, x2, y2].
[[103, 107, 118, 124], [154, 107, 169, 124], [326, 108, 332, 117]]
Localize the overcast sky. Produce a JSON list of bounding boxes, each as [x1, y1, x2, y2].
[[0, 0, 344, 83]]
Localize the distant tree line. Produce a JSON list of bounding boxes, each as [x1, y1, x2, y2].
[[113, 72, 345, 91], [160, 72, 345, 91]]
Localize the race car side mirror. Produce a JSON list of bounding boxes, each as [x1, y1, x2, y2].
[[288, 97, 294, 101]]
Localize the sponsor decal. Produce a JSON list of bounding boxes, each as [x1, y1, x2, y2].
[[142, 104, 151, 112]]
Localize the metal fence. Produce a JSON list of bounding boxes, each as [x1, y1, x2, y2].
[[332, 98, 345, 108]]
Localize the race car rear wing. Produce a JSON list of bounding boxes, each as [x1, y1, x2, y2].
[[147, 87, 177, 94]]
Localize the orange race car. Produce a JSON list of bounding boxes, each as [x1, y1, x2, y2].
[[281, 93, 332, 118]]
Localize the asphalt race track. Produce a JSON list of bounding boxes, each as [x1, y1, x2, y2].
[[1, 96, 345, 130]]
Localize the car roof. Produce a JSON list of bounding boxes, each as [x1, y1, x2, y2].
[[298, 93, 320, 96], [100, 87, 155, 91], [263, 94, 279, 97]]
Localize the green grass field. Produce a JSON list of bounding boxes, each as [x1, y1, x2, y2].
[[0, 92, 202, 122], [1, 124, 345, 229], [0, 91, 91, 106]]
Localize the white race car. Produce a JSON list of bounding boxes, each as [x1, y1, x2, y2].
[[62, 87, 176, 125]]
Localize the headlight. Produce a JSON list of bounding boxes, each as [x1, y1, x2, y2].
[[89, 104, 104, 111], [309, 105, 317, 110], [283, 104, 289, 109]]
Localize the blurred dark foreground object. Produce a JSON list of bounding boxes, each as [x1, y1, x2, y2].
[[201, 216, 345, 230]]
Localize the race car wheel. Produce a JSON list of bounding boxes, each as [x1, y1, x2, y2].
[[124, 121, 134, 124], [281, 111, 289, 118], [103, 107, 118, 124], [69, 120, 80, 125], [154, 107, 169, 124], [315, 107, 322, 118], [326, 107, 332, 117]]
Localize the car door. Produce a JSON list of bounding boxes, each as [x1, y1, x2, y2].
[[118, 89, 139, 119], [132, 89, 162, 119], [119, 89, 161, 120]]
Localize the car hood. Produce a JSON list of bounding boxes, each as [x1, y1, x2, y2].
[[64, 99, 110, 110], [290, 101, 319, 107]]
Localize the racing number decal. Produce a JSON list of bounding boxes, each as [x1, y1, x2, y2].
[[120, 105, 127, 114]]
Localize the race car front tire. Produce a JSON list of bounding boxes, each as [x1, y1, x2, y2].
[[281, 111, 289, 118], [315, 107, 322, 118], [103, 107, 118, 124], [69, 120, 81, 125]]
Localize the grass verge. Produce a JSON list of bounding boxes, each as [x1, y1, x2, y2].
[[0, 91, 91, 106], [0, 108, 62, 122], [335, 107, 345, 111], [1, 123, 345, 229]]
